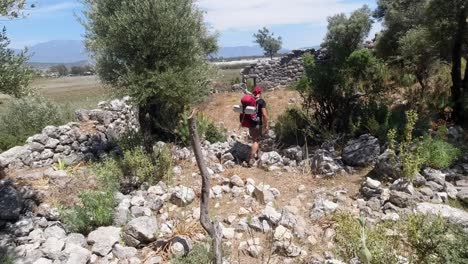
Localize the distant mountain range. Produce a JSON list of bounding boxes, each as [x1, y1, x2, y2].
[[13, 40, 312, 65]]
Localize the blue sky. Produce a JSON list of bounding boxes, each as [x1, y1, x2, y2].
[[2, 0, 380, 50]]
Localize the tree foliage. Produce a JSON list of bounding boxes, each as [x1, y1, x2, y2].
[[0, 0, 29, 18], [296, 6, 388, 135], [0, 28, 32, 98], [375, 0, 468, 124], [82, 0, 218, 151], [254, 27, 282, 59]]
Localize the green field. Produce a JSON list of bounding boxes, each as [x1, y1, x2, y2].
[[0, 67, 243, 115]]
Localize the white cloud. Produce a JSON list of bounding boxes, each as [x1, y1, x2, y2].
[[30, 2, 80, 15], [197, 0, 367, 31]]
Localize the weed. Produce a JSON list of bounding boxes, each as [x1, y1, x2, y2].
[[53, 159, 67, 171], [399, 110, 424, 182]]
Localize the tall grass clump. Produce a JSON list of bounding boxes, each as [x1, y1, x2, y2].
[[0, 97, 68, 151]]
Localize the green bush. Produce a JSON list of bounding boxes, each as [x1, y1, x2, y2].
[[61, 190, 115, 234], [405, 214, 468, 263], [0, 97, 68, 151], [176, 112, 226, 146], [92, 158, 123, 191], [274, 107, 315, 146], [333, 213, 401, 264], [419, 137, 461, 169], [123, 148, 156, 184], [333, 213, 468, 264]]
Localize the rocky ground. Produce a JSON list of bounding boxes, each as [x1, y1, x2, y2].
[[1, 92, 467, 264], [1, 126, 468, 264]]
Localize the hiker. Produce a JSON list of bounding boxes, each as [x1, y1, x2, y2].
[[249, 87, 268, 165]]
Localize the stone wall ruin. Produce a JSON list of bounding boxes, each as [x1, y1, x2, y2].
[[0, 97, 138, 173], [239, 49, 317, 89]]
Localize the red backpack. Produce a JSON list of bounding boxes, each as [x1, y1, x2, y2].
[[239, 94, 259, 127]]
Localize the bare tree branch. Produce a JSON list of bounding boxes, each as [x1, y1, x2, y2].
[[188, 109, 223, 264]]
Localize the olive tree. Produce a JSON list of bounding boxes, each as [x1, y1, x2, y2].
[[375, 0, 468, 124], [0, 1, 33, 98], [254, 27, 282, 59], [82, 0, 218, 152]]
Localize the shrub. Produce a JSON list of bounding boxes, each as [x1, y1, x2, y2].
[[274, 107, 315, 146], [0, 97, 68, 151], [61, 190, 115, 234], [92, 158, 123, 191], [405, 214, 468, 263], [176, 112, 226, 146], [333, 213, 401, 264], [333, 213, 468, 264], [419, 137, 461, 169], [123, 148, 156, 184]]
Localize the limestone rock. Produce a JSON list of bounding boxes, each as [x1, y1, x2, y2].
[[342, 134, 380, 166], [170, 186, 195, 207], [416, 203, 468, 229], [87, 226, 121, 256], [123, 216, 158, 245], [0, 180, 23, 221]]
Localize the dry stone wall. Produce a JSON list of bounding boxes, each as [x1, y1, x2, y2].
[[240, 49, 317, 89], [0, 96, 138, 172]]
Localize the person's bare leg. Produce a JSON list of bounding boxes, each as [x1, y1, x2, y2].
[[251, 140, 259, 160]]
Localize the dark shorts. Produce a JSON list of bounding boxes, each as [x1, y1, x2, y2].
[[249, 127, 262, 141]]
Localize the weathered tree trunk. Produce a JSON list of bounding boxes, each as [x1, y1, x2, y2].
[[138, 104, 154, 154], [188, 111, 223, 264], [450, 5, 467, 125]]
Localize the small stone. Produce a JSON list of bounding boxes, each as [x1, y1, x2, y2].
[[113, 244, 137, 259], [366, 177, 381, 189], [297, 185, 306, 193], [42, 237, 65, 259], [274, 225, 293, 241], [87, 226, 121, 256], [230, 175, 244, 187], [44, 225, 66, 240], [123, 216, 158, 245], [170, 186, 195, 207], [419, 187, 434, 197]]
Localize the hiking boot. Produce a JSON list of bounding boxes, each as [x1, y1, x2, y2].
[[248, 159, 256, 168]]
